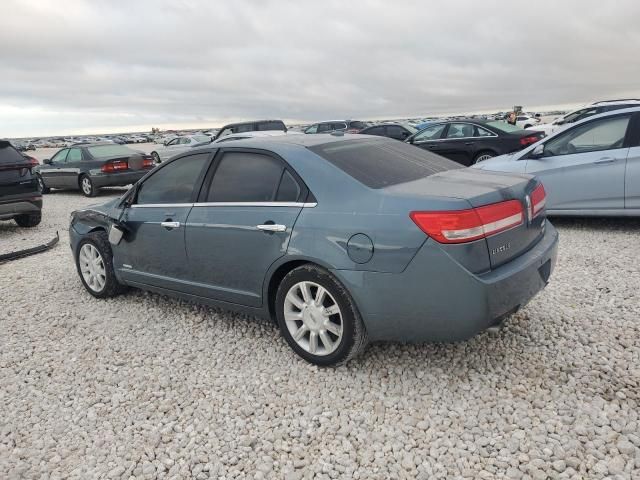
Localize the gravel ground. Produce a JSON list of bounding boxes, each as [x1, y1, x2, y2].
[[1, 191, 639, 480]]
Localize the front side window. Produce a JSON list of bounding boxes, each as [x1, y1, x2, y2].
[[544, 115, 630, 157], [51, 149, 69, 164], [136, 154, 209, 204], [304, 124, 318, 134], [207, 152, 287, 202], [445, 123, 474, 139], [414, 124, 446, 141], [218, 128, 234, 138]]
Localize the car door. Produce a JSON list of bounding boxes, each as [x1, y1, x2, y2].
[[160, 138, 181, 161], [436, 123, 476, 164], [409, 123, 447, 154], [624, 113, 640, 209], [184, 149, 307, 307], [116, 153, 211, 291], [525, 113, 631, 211], [63, 147, 84, 188], [39, 149, 69, 188]]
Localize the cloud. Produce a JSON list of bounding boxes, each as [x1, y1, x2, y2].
[[1, 0, 639, 136]]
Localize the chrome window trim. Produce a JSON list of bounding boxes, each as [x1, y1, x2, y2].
[[414, 122, 499, 143], [193, 202, 317, 208], [131, 202, 317, 208]]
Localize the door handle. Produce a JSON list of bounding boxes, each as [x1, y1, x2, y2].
[[594, 157, 615, 165], [257, 224, 286, 232], [160, 221, 180, 229]]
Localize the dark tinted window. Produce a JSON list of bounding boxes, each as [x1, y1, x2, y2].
[[348, 121, 367, 130], [137, 154, 208, 204], [387, 125, 408, 139], [332, 122, 348, 131], [276, 170, 301, 202], [208, 152, 283, 202], [257, 121, 286, 131], [317, 123, 332, 133], [364, 126, 385, 136], [310, 138, 460, 189], [0, 142, 27, 164], [235, 124, 255, 133]]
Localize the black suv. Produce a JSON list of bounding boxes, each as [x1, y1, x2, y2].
[[213, 120, 287, 141], [35, 143, 155, 197], [0, 140, 42, 227]]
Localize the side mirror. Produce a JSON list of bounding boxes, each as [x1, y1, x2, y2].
[[530, 144, 545, 159], [407, 136, 415, 144], [43, 158, 51, 164]]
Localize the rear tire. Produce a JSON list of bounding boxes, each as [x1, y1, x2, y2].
[[79, 174, 97, 197], [474, 151, 495, 164], [275, 264, 368, 366], [75, 231, 127, 298], [15, 212, 42, 228], [152, 151, 161, 164]]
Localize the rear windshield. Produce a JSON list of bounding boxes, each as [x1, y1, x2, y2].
[[87, 145, 136, 158], [309, 138, 460, 189], [485, 121, 523, 133], [0, 142, 27, 164]]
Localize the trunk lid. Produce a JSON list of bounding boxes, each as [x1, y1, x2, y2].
[[0, 142, 39, 197], [386, 168, 546, 270]]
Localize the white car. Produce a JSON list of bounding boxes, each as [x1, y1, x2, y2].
[[150, 135, 211, 163], [514, 115, 539, 129], [528, 99, 640, 137]]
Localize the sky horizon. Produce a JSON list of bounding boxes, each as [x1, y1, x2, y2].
[[2, 0, 639, 138]]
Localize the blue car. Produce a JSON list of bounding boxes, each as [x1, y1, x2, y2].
[[69, 135, 558, 365]]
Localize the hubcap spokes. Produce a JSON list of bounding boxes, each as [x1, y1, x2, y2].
[[284, 281, 343, 356], [82, 178, 91, 194], [79, 244, 106, 292]]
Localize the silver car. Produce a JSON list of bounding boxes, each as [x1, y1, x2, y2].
[[474, 107, 640, 216], [150, 135, 211, 163]]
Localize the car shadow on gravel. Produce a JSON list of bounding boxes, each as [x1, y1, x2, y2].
[[549, 215, 640, 231]]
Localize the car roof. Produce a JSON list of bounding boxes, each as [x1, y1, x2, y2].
[[220, 119, 285, 128]]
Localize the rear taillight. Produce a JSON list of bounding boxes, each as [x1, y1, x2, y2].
[[530, 184, 546, 217], [410, 200, 524, 244], [519, 135, 540, 147], [101, 159, 128, 173], [143, 157, 154, 168]]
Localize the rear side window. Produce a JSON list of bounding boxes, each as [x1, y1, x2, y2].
[[309, 138, 461, 189], [0, 142, 28, 164], [257, 121, 286, 131], [364, 126, 385, 136], [317, 123, 332, 133], [137, 154, 209, 204], [348, 121, 367, 130], [207, 152, 284, 202], [276, 170, 301, 202], [235, 124, 255, 133]]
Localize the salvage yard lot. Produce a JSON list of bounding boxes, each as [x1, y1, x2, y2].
[[1, 191, 639, 478]]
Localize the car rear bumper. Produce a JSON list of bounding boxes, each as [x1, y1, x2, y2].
[[90, 170, 150, 188], [0, 195, 42, 220], [335, 222, 559, 342]]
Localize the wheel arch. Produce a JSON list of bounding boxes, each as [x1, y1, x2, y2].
[[264, 256, 336, 322]]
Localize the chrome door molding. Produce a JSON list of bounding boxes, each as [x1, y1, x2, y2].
[[131, 202, 317, 208]]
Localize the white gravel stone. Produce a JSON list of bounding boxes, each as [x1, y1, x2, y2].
[[1, 193, 640, 479]]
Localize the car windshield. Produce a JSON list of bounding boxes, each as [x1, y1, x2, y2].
[[87, 145, 136, 158], [403, 124, 418, 134], [309, 138, 460, 189], [193, 135, 210, 143], [485, 121, 523, 133]]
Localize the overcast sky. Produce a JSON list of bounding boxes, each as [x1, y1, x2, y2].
[[2, 0, 639, 137]]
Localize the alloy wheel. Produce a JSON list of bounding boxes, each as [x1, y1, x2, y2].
[[475, 154, 494, 163], [81, 177, 92, 195], [79, 243, 106, 292], [283, 281, 343, 356]]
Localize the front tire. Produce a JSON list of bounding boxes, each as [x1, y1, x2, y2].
[[151, 151, 161, 164], [14, 212, 42, 227], [75, 231, 127, 298], [79, 174, 97, 197], [275, 265, 368, 366], [36, 174, 50, 193]]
